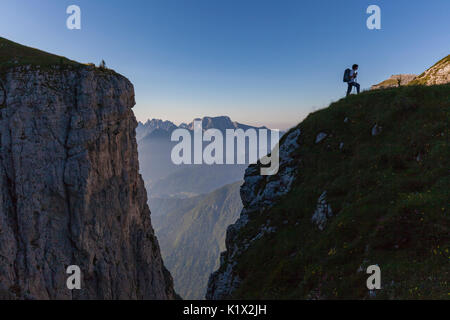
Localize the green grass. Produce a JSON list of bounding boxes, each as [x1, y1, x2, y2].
[[0, 37, 118, 76], [0, 37, 81, 71], [225, 84, 449, 299]]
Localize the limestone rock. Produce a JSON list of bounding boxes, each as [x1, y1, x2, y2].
[[409, 55, 450, 86], [311, 191, 333, 230], [371, 124, 382, 136], [315, 132, 327, 144], [0, 65, 176, 299]]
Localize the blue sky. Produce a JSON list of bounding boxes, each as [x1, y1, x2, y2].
[[1, 0, 449, 129]]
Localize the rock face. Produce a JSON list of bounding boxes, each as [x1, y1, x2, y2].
[[0, 63, 176, 299], [409, 55, 450, 86], [311, 191, 333, 231]]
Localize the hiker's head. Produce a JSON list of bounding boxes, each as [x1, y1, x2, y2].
[[352, 64, 359, 70]]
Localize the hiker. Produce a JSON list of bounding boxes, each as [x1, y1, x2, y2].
[[344, 64, 360, 96]]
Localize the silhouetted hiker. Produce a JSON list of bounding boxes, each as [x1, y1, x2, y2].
[[344, 64, 360, 96]]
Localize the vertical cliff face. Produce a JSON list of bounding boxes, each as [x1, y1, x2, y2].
[[0, 60, 175, 299]]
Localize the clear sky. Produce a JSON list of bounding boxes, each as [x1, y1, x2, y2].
[[1, 0, 449, 129]]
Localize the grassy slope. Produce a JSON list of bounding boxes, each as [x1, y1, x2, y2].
[[152, 181, 243, 299], [0, 37, 120, 77], [0, 37, 80, 71], [409, 55, 450, 85], [230, 84, 449, 299]]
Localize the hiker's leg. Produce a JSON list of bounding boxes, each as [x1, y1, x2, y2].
[[355, 82, 360, 94], [346, 83, 352, 96]]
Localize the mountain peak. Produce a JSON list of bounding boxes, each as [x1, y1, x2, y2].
[[0, 38, 176, 299], [199, 116, 236, 131], [409, 54, 450, 86], [136, 119, 178, 140], [138, 116, 268, 139], [371, 54, 450, 89]]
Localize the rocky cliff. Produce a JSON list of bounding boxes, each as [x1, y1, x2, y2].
[[371, 54, 450, 89], [408, 54, 450, 86], [0, 38, 175, 299]]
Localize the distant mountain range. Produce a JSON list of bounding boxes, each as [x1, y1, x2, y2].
[[136, 116, 277, 299], [149, 164, 246, 198], [136, 119, 178, 141], [137, 116, 269, 142], [137, 116, 280, 195], [151, 181, 243, 299]]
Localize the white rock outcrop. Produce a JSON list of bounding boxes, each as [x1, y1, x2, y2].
[[311, 191, 333, 231], [315, 132, 327, 143], [371, 124, 382, 136]]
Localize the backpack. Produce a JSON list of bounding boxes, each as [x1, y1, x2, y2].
[[343, 68, 351, 82]]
